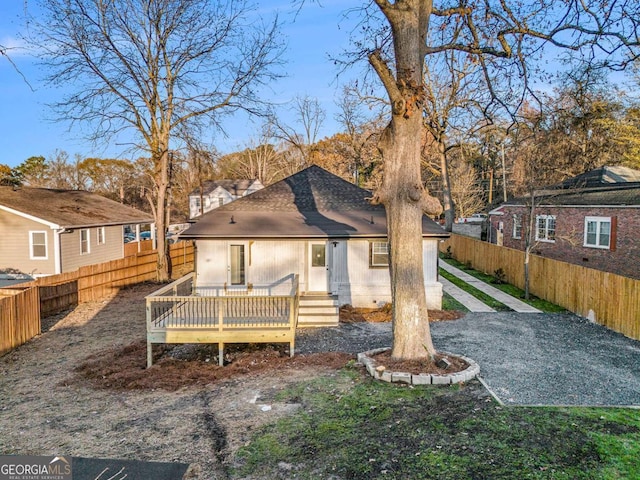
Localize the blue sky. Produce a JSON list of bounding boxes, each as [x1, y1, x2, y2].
[[0, 1, 363, 168]]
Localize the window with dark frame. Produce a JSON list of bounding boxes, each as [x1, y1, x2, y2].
[[370, 241, 389, 267]]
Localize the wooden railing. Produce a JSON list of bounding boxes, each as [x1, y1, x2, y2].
[[146, 274, 300, 367], [440, 234, 640, 341]]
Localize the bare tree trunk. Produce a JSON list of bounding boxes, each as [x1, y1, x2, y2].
[[370, 0, 442, 360], [154, 149, 170, 282], [524, 197, 537, 300], [380, 119, 437, 359], [438, 140, 455, 232]]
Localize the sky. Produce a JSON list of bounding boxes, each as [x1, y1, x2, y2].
[[0, 0, 365, 168]]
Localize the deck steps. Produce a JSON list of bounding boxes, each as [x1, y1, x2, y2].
[[297, 294, 340, 327]]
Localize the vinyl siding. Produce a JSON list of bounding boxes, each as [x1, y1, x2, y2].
[[0, 209, 56, 275], [60, 225, 124, 272]]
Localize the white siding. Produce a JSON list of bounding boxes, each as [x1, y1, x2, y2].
[[195, 240, 228, 285], [249, 241, 306, 286], [194, 237, 443, 309]]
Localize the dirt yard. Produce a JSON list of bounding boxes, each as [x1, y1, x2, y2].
[[0, 283, 463, 479]]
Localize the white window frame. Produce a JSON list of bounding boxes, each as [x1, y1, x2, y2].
[[96, 227, 106, 245], [535, 215, 556, 243], [370, 241, 389, 267], [512, 214, 522, 239], [584, 216, 611, 249], [80, 228, 91, 255], [29, 231, 48, 260]]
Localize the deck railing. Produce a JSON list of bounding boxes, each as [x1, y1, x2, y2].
[[146, 274, 300, 366]]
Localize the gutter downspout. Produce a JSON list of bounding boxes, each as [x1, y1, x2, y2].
[[54, 228, 63, 274]]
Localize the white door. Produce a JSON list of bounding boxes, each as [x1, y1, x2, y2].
[[308, 242, 328, 292]]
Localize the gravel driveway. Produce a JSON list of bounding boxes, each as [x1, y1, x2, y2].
[[298, 312, 640, 407]]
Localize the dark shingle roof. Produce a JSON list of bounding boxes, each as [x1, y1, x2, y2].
[[182, 165, 447, 239], [0, 186, 153, 228], [557, 165, 640, 189], [189, 179, 258, 197]]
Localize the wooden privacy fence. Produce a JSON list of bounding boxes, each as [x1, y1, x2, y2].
[[0, 241, 195, 356], [440, 234, 640, 341], [0, 287, 40, 357]]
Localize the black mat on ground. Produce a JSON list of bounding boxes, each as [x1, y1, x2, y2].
[[72, 457, 188, 479]]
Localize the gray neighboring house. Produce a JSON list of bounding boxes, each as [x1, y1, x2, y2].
[[188, 179, 264, 219], [0, 186, 153, 277], [181, 165, 449, 316]]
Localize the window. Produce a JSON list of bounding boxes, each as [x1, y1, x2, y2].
[[29, 231, 48, 260], [512, 214, 522, 239], [311, 244, 326, 267], [218, 197, 224, 207], [584, 217, 611, 249], [370, 241, 389, 267], [96, 227, 106, 245], [229, 244, 245, 285], [80, 229, 90, 254], [535, 215, 556, 242]]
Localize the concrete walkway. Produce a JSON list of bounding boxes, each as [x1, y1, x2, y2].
[[440, 259, 542, 313], [439, 277, 496, 312]]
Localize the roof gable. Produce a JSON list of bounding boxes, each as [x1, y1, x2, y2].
[[0, 187, 153, 228]]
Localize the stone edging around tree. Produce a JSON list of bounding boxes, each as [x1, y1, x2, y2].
[[357, 347, 480, 386]]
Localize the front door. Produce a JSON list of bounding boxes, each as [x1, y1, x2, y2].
[[308, 241, 328, 292]]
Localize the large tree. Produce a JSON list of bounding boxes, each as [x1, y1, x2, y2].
[[30, 0, 284, 280], [359, 0, 640, 360]]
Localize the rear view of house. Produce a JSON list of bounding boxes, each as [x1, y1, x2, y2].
[[0, 186, 153, 277], [181, 165, 449, 325]]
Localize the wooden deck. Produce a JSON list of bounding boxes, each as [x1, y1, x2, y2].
[[146, 273, 300, 367]]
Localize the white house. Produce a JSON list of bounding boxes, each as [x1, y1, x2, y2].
[[188, 179, 264, 219], [181, 166, 448, 325]]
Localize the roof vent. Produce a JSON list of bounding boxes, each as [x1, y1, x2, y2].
[[229, 216, 236, 224]]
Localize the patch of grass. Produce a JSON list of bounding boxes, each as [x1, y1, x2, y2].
[[442, 292, 468, 312], [231, 370, 640, 479], [439, 269, 512, 311], [441, 256, 566, 313]]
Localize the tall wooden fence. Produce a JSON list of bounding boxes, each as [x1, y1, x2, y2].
[[440, 234, 640, 341], [0, 241, 195, 355], [0, 287, 40, 357]]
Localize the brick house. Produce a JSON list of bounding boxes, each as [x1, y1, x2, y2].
[[488, 166, 640, 280]]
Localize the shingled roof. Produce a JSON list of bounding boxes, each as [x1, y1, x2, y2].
[[182, 165, 448, 239], [556, 165, 640, 189], [0, 186, 153, 228], [499, 166, 640, 208]]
